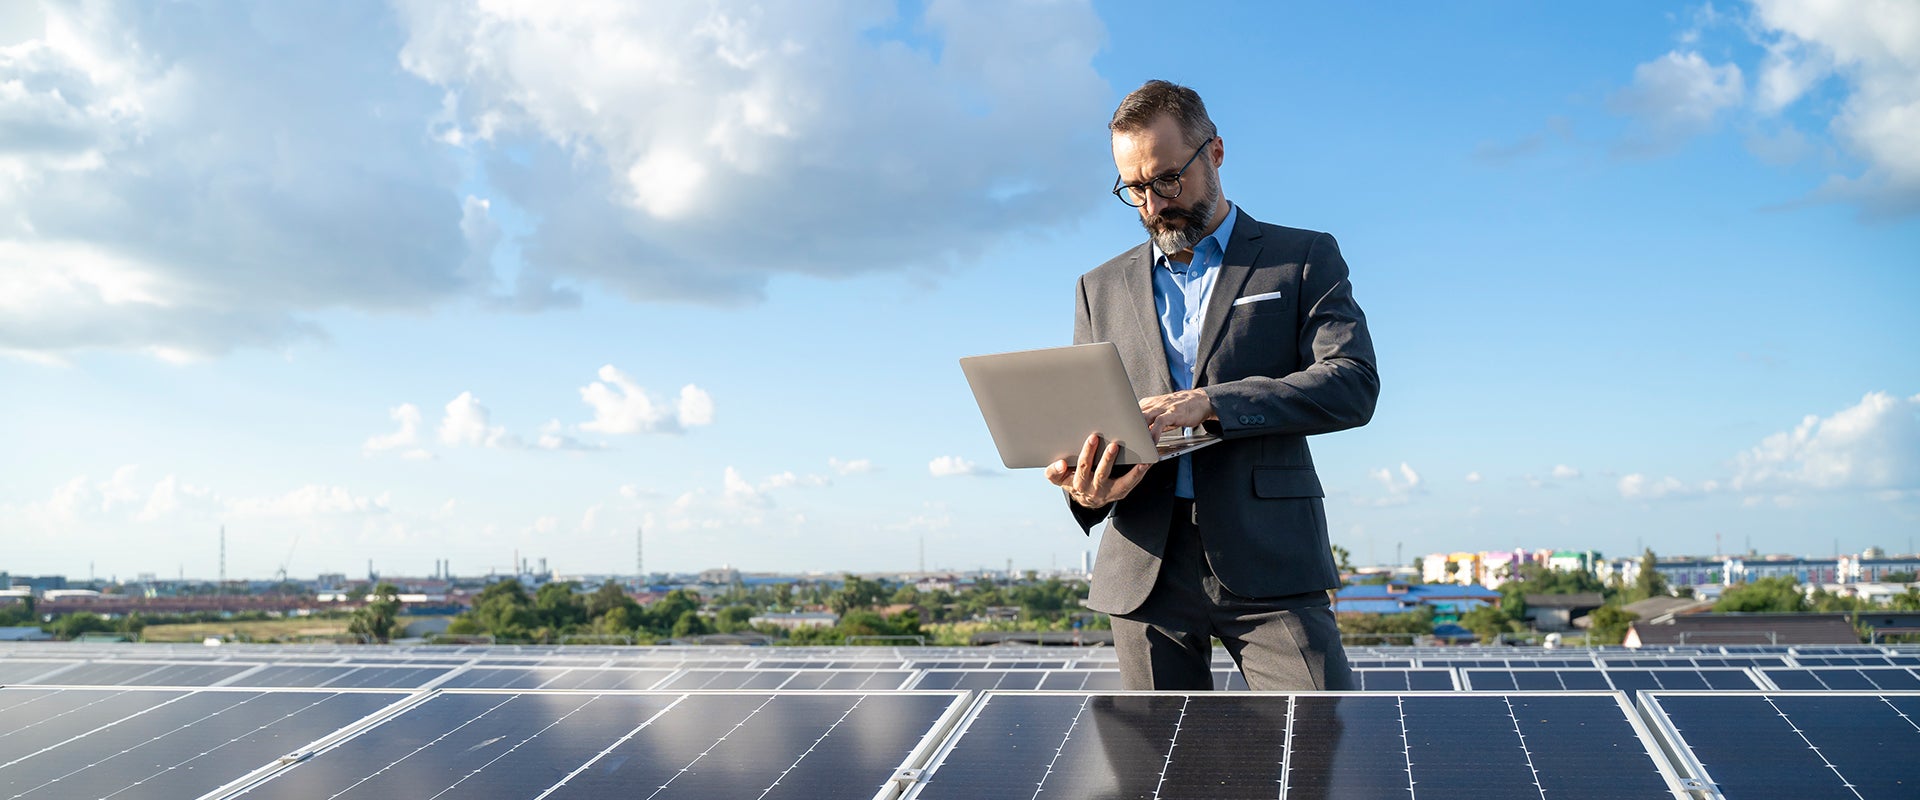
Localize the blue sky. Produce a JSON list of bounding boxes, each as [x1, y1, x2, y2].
[[3, 0, 1916, 581]]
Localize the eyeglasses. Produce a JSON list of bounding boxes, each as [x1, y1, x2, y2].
[[1112, 136, 1214, 207]]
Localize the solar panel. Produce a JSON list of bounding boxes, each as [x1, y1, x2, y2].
[[0, 660, 77, 684], [655, 668, 915, 691], [1793, 654, 1920, 667], [1462, 667, 1761, 696], [1761, 666, 1920, 691], [0, 687, 408, 799], [24, 660, 257, 686], [907, 692, 1686, 799], [233, 691, 968, 799], [1643, 691, 1920, 800], [1351, 668, 1458, 691]]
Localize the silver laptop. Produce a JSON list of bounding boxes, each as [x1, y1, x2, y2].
[[960, 342, 1220, 469]]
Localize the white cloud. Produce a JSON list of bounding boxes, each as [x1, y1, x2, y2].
[[1619, 473, 1689, 499], [1609, 50, 1745, 155], [1464, 471, 1483, 484], [1551, 464, 1582, 480], [0, 3, 487, 360], [391, 0, 1110, 306], [1370, 462, 1422, 493], [1748, 0, 1920, 215], [438, 391, 515, 448], [829, 457, 875, 475], [534, 419, 601, 452], [229, 485, 390, 518], [929, 455, 994, 478], [1732, 391, 1920, 493], [364, 403, 433, 459], [578, 365, 713, 435], [723, 466, 772, 508]]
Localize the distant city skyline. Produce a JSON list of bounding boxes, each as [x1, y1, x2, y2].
[[4, 1, 1916, 578]]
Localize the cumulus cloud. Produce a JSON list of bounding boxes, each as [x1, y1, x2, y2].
[[1464, 471, 1483, 484], [929, 456, 994, 478], [228, 485, 391, 517], [0, 3, 483, 360], [391, 0, 1110, 306], [1551, 464, 1582, 480], [363, 403, 433, 459], [21, 469, 385, 525], [1732, 391, 1920, 493], [1370, 462, 1422, 494], [438, 391, 516, 448], [578, 365, 714, 435], [1609, 50, 1745, 156], [1747, 0, 1920, 215], [1618, 473, 1701, 500]]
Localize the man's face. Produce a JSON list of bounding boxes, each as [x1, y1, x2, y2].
[[1112, 114, 1221, 255]]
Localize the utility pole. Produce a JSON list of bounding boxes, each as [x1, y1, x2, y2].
[[218, 525, 226, 610]]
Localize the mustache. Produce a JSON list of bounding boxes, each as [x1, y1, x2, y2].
[[1144, 206, 1205, 230]]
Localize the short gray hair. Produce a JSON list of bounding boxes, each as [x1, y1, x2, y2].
[[1110, 80, 1216, 147]]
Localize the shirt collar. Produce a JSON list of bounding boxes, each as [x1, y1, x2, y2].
[[1152, 202, 1237, 271]]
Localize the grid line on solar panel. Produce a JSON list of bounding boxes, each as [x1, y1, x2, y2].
[[0, 687, 415, 800], [1759, 666, 1920, 691], [234, 690, 968, 800], [1642, 692, 1920, 800]]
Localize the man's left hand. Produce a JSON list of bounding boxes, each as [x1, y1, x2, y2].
[[1140, 389, 1215, 440]]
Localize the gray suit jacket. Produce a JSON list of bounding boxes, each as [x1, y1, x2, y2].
[[1070, 209, 1378, 614]]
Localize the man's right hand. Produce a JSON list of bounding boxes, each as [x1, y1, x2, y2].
[[1045, 432, 1150, 508]]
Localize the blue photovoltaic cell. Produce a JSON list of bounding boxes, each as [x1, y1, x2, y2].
[[1651, 693, 1920, 800]]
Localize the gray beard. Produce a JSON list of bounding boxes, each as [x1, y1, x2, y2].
[[1143, 175, 1219, 256]]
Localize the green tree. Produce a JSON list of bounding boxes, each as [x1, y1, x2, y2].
[[452, 579, 539, 640], [643, 589, 702, 635], [715, 605, 757, 633], [1880, 570, 1916, 583], [1459, 605, 1520, 643], [348, 582, 403, 643], [585, 581, 639, 620], [1887, 587, 1920, 611], [534, 582, 587, 630], [1715, 576, 1809, 613], [1332, 545, 1356, 575], [1587, 605, 1639, 645], [828, 575, 887, 616], [670, 609, 710, 638], [1633, 549, 1669, 602]]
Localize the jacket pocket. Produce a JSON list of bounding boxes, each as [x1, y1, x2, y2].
[[1253, 467, 1325, 498]]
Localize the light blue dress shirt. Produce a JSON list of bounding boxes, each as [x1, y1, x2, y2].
[[1151, 203, 1237, 500]]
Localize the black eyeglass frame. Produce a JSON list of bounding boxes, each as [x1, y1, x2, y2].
[[1111, 136, 1215, 207]]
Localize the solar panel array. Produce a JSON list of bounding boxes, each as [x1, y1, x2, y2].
[[4, 641, 1919, 798]]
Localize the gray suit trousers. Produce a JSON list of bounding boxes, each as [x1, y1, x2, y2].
[[1112, 501, 1354, 691]]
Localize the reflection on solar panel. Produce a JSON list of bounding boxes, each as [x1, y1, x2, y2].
[[1463, 667, 1761, 695], [1761, 666, 1920, 691], [0, 687, 408, 799], [907, 660, 1073, 670], [908, 692, 1684, 799], [0, 660, 76, 684], [1644, 691, 1920, 800], [234, 691, 967, 799], [437, 666, 674, 690], [1420, 657, 1599, 668]]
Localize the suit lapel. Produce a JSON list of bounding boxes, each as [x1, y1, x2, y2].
[[1194, 210, 1263, 385], [1120, 245, 1174, 397]]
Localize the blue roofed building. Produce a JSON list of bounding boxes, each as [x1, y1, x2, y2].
[[1333, 582, 1502, 622]]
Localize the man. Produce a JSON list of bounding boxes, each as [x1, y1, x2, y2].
[[1045, 80, 1378, 691]]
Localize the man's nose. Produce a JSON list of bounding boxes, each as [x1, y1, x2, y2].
[[1142, 190, 1172, 216]]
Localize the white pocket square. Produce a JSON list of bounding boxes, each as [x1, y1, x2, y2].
[[1232, 291, 1284, 307]]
